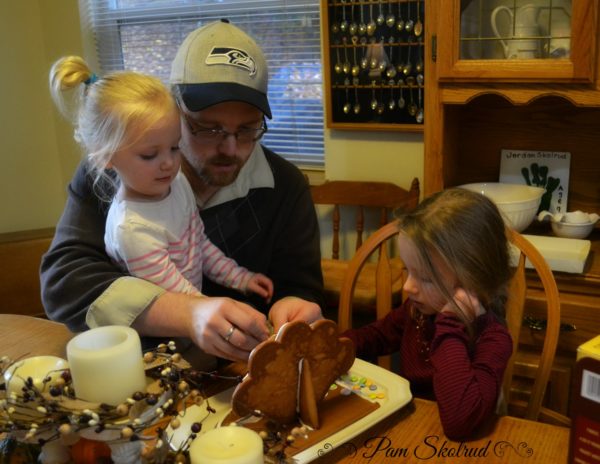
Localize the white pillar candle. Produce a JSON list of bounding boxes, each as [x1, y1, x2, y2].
[[189, 426, 264, 464], [66, 326, 146, 405], [3, 355, 68, 396]]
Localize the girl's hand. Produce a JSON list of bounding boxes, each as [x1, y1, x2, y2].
[[246, 273, 274, 303], [441, 288, 486, 323]]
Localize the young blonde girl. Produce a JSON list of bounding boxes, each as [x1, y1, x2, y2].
[[49, 56, 273, 302], [343, 188, 513, 440]]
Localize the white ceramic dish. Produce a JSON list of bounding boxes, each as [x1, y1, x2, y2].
[[538, 210, 599, 239], [550, 221, 595, 239], [515, 235, 592, 274], [167, 358, 412, 463]]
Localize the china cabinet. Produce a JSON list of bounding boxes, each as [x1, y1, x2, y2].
[[424, 0, 600, 419]]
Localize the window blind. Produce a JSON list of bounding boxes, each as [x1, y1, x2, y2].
[[80, 0, 324, 166]]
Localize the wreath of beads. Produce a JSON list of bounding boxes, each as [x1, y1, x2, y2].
[[0, 342, 299, 463]]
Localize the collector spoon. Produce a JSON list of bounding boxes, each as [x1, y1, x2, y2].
[[388, 80, 396, 111], [358, 4, 367, 35], [334, 45, 343, 74], [398, 85, 406, 109], [353, 86, 361, 114], [360, 37, 369, 69], [378, 36, 387, 73], [403, 38, 413, 75], [376, 0, 385, 26], [385, 1, 395, 28], [342, 37, 351, 74], [405, 0, 414, 33], [396, 0, 405, 32], [367, 3, 377, 36], [351, 37, 360, 77], [340, 1, 348, 33], [343, 86, 351, 114], [370, 84, 378, 111], [349, 1, 358, 36], [369, 37, 379, 69], [331, 7, 340, 35], [415, 86, 424, 123], [414, 0, 423, 37], [386, 37, 397, 78], [376, 86, 385, 114], [407, 87, 417, 116], [415, 38, 424, 73], [396, 42, 405, 74]]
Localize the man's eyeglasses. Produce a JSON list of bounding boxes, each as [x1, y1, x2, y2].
[[181, 112, 267, 145]]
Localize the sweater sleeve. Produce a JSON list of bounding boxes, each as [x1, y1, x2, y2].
[[40, 162, 136, 331], [198, 228, 253, 292], [113, 220, 202, 297], [342, 303, 408, 360], [430, 312, 513, 440]]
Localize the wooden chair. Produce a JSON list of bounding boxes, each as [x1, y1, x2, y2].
[[338, 221, 567, 424], [337, 219, 405, 370], [503, 228, 568, 425], [311, 179, 419, 318]]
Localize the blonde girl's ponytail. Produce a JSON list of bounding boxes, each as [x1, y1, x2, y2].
[[49, 56, 95, 118]]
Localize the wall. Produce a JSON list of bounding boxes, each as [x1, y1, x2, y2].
[[0, 0, 82, 234], [0, 0, 423, 235]]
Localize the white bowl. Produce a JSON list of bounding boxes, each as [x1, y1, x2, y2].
[[551, 221, 595, 239], [458, 182, 545, 232]]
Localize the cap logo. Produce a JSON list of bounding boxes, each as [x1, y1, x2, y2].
[[205, 47, 256, 76]]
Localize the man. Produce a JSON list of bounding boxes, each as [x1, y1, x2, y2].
[[41, 19, 324, 362]]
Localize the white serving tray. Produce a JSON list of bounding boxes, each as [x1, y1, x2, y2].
[[167, 358, 412, 463], [515, 234, 591, 274]]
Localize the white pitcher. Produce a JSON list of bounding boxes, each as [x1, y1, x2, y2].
[[491, 4, 541, 59]]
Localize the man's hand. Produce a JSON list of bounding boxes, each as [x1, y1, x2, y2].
[[133, 292, 270, 362], [188, 297, 271, 361], [268, 296, 323, 332]]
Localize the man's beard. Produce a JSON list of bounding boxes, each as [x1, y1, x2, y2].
[[195, 154, 243, 187]]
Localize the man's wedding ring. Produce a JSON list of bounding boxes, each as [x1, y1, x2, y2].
[[224, 325, 235, 342]]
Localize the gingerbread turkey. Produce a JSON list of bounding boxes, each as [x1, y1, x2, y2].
[[231, 319, 355, 428]]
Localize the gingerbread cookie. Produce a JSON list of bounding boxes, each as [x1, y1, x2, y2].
[[231, 319, 355, 427]]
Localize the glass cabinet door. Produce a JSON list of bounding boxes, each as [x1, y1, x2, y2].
[[435, 0, 598, 82]]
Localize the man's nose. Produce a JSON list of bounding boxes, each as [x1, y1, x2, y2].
[[218, 133, 238, 155]]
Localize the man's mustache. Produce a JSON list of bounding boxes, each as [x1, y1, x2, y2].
[[209, 155, 241, 166]]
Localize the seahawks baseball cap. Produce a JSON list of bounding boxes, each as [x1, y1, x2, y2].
[[170, 19, 272, 119]]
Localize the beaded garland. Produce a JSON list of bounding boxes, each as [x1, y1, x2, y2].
[[0, 342, 299, 463]]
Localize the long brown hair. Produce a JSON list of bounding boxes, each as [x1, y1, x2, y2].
[[397, 188, 512, 333]]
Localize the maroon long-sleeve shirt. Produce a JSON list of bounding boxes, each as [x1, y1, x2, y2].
[[343, 300, 512, 440]]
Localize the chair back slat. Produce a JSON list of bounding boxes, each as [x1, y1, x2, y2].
[[332, 204, 340, 259]]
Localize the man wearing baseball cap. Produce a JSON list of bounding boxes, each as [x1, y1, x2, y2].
[[42, 20, 324, 363]]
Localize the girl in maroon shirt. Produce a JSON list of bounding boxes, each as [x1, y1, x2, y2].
[[343, 188, 513, 440]]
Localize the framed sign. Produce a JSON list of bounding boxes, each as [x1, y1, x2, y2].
[[499, 149, 571, 214]]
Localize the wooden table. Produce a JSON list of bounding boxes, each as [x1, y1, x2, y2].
[[0, 315, 571, 463]]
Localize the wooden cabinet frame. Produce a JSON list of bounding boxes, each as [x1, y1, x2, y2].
[[435, 0, 598, 83]]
